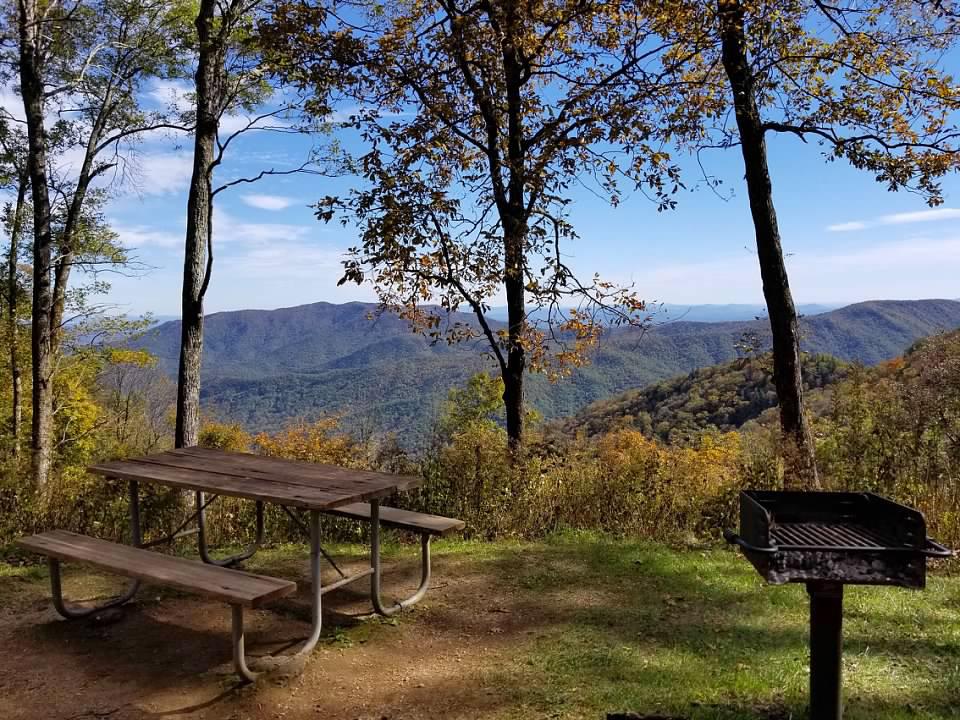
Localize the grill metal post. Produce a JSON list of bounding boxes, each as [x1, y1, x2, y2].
[[808, 581, 844, 720]]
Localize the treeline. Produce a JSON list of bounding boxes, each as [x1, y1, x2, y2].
[[4, 330, 959, 552]]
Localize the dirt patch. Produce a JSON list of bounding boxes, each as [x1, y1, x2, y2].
[[0, 549, 543, 720]]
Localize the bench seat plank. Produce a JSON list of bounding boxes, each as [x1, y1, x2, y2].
[[18, 530, 295, 608], [326, 503, 465, 536]]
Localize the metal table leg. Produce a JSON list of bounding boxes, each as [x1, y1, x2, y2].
[[50, 480, 142, 619], [808, 581, 844, 720], [243, 509, 324, 679], [296, 509, 324, 655], [196, 492, 265, 567], [370, 499, 432, 617]]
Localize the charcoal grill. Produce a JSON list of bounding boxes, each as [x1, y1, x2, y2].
[[724, 490, 951, 720]]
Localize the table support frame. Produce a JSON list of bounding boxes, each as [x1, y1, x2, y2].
[[46, 476, 431, 680], [369, 499, 432, 616], [48, 480, 142, 619], [196, 492, 265, 567]]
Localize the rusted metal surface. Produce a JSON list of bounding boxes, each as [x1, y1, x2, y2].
[[724, 490, 949, 588]]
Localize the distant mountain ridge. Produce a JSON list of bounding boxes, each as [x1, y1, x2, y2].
[[135, 299, 960, 444]]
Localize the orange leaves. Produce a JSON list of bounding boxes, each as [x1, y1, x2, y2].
[[253, 417, 367, 469]]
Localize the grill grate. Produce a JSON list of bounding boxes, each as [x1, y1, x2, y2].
[[772, 521, 904, 550]]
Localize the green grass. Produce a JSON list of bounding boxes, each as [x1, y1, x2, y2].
[[434, 533, 960, 719], [4, 533, 960, 719]]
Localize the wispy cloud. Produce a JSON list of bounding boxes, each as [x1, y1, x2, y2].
[[825, 221, 868, 232], [625, 235, 960, 304], [148, 79, 193, 114], [241, 194, 297, 211], [129, 152, 195, 195], [213, 208, 312, 245], [113, 224, 182, 250], [219, 242, 343, 277], [880, 208, 960, 225], [827, 208, 960, 232]]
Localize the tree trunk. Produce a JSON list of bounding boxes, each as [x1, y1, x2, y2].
[[717, 0, 819, 489], [501, 15, 527, 451], [175, 0, 222, 448], [7, 175, 28, 458], [503, 229, 527, 450], [18, 0, 55, 488]]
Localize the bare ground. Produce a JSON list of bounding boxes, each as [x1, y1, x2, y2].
[[0, 547, 543, 720]]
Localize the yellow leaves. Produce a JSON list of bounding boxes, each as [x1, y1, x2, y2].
[[199, 422, 251, 452], [105, 348, 157, 368], [254, 417, 367, 469]]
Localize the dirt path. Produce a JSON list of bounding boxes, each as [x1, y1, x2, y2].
[[0, 549, 539, 720]]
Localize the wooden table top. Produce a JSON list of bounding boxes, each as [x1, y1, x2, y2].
[[89, 447, 422, 511]]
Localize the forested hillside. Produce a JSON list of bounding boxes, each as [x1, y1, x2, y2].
[[134, 299, 960, 442], [553, 353, 848, 442]]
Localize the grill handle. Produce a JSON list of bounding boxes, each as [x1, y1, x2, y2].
[[922, 538, 954, 558], [722, 529, 778, 554]]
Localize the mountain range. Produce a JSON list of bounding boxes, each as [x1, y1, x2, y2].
[[135, 298, 960, 444]]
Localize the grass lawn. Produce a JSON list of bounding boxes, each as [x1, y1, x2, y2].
[[411, 534, 960, 719], [2, 532, 959, 719]]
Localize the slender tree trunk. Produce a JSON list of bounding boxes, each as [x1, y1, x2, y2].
[[503, 227, 526, 448], [500, 13, 527, 451], [717, 0, 819, 489], [18, 0, 55, 488], [176, 0, 223, 448], [7, 175, 28, 458]]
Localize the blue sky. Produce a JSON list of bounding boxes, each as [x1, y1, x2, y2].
[[21, 78, 960, 317]]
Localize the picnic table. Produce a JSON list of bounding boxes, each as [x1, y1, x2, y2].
[[18, 447, 464, 681]]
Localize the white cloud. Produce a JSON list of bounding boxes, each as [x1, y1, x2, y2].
[[880, 208, 960, 225], [131, 152, 194, 195], [218, 112, 291, 135], [241, 194, 296, 211], [827, 207, 960, 232], [213, 208, 311, 245], [149, 79, 193, 114], [113, 224, 182, 250], [219, 242, 343, 278], [0, 85, 24, 123], [826, 221, 868, 232]]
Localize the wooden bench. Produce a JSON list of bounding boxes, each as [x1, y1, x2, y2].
[[18, 530, 296, 682], [325, 503, 465, 536]]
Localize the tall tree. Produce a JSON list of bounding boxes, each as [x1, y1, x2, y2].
[[673, 0, 960, 487], [264, 0, 694, 448], [176, 0, 227, 449], [715, 0, 819, 486], [176, 0, 318, 448], [0, 122, 30, 457], [16, 0, 55, 486], [12, 0, 187, 486]]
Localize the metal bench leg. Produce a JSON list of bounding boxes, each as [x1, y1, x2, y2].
[[370, 500, 432, 617], [48, 480, 142, 619], [231, 605, 260, 683], [196, 492, 265, 567], [49, 558, 142, 619]]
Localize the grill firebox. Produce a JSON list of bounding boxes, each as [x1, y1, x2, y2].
[[724, 490, 951, 720]]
